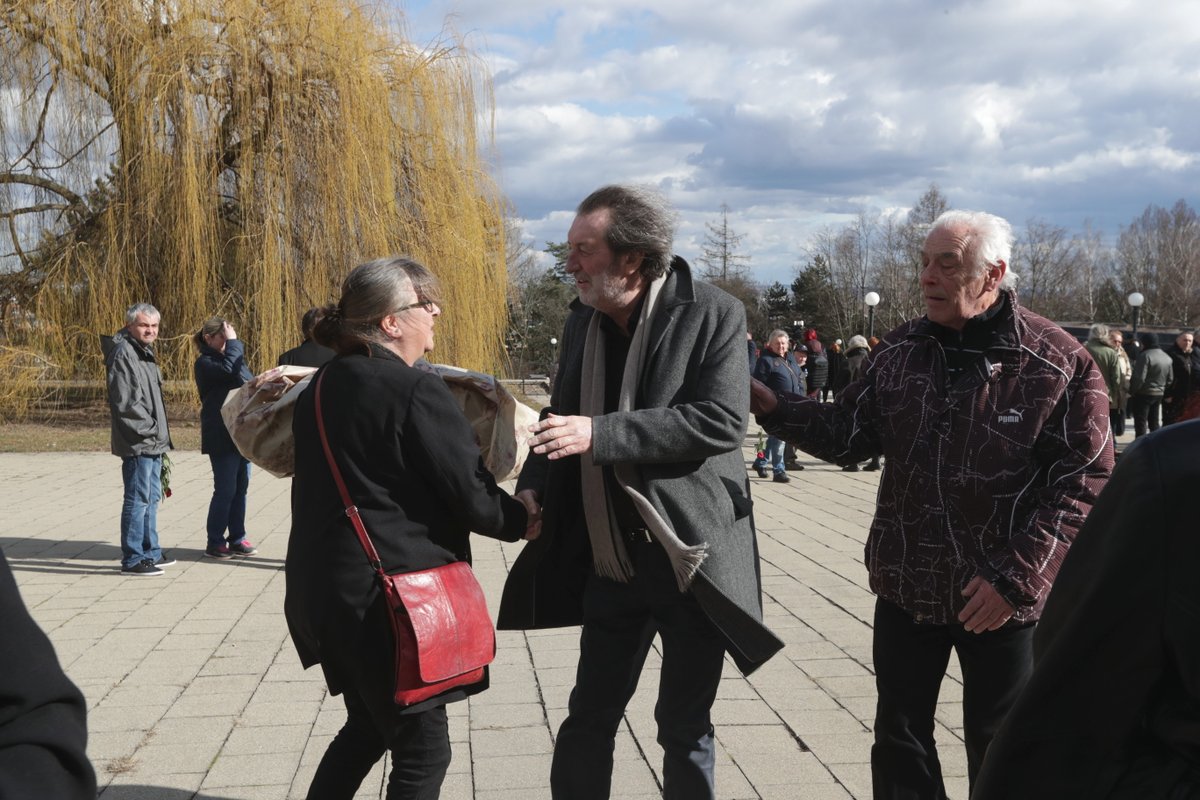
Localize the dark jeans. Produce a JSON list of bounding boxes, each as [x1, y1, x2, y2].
[[1130, 395, 1163, 437], [206, 452, 250, 549], [871, 599, 1034, 800], [550, 538, 727, 800], [120, 455, 163, 568], [306, 688, 450, 800]]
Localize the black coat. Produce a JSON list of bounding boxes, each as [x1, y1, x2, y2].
[[286, 344, 527, 712], [974, 419, 1200, 799], [805, 350, 829, 392], [0, 549, 95, 799], [194, 339, 253, 455], [278, 339, 336, 368]]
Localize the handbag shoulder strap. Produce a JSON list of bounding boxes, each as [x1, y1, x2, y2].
[[313, 369, 387, 577]]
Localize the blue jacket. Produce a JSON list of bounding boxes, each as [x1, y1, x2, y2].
[[753, 351, 804, 395], [194, 339, 253, 455]]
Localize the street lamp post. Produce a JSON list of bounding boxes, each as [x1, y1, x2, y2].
[[1127, 292, 1144, 343], [864, 292, 881, 339]]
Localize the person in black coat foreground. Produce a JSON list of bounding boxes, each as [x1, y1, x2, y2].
[[974, 419, 1200, 799], [0, 548, 96, 798], [287, 256, 538, 800]]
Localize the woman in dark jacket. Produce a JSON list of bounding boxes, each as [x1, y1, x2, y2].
[[287, 256, 535, 800], [193, 317, 256, 558]]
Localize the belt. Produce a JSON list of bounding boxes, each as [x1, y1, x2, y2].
[[624, 527, 654, 544]]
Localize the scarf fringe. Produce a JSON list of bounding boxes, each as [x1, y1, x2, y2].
[[669, 543, 709, 592]]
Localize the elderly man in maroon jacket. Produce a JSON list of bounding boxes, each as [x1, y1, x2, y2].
[[752, 209, 1113, 798]]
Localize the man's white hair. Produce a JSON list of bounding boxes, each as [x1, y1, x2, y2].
[[928, 210, 1019, 290]]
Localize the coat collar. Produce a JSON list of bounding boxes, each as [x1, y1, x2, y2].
[[908, 289, 1023, 352]]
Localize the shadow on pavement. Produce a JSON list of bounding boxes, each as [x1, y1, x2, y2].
[[99, 788, 246, 799], [0, 538, 284, 575]]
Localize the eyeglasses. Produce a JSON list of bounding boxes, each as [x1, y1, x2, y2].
[[392, 299, 436, 314]]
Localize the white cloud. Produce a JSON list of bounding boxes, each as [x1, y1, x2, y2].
[[401, 0, 1200, 282]]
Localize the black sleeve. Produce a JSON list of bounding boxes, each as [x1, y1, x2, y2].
[[404, 373, 528, 542], [0, 550, 96, 799]]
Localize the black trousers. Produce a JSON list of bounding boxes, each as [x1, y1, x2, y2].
[[306, 669, 451, 800], [550, 537, 727, 800], [1130, 394, 1164, 437], [871, 599, 1034, 800], [1110, 407, 1127, 437]]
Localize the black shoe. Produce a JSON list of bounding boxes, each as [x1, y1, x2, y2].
[[863, 460, 880, 472], [754, 464, 768, 478], [122, 559, 164, 577], [786, 462, 805, 471], [841, 464, 860, 472], [772, 472, 791, 483], [155, 554, 177, 567]]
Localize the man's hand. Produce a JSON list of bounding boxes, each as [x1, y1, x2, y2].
[[958, 576, 1015, 633], [528, 414, 593, 460], [516, 489, 542, 540], [750, 378, 779, 417]]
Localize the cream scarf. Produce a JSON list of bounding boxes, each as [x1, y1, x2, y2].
[[578, 275, 709, 591]]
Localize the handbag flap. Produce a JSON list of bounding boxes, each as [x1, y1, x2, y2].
[[386, 562, 496, 682]]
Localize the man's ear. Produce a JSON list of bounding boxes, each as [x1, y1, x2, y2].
[[986, 260, 1006, 291], [619, 250, 644, 277]]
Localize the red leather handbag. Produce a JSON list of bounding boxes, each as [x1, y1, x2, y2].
[[314, 371, 496, 706]]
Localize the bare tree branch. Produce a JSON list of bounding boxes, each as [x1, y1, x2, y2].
[[0, 173, 85, 207]]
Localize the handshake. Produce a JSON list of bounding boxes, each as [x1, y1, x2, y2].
[[515, 489, 542, 541]]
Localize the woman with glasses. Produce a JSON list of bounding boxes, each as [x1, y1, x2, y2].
[[286, 256, 539, 800]]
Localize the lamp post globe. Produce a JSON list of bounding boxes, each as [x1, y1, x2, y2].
[[864, 292, 881, 339], [1127, 292, 1144, 341]]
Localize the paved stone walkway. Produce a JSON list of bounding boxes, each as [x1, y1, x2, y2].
[[0, 440, 986, 799]]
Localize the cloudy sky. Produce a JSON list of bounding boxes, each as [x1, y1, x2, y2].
[[400, 0, 1200, 287]]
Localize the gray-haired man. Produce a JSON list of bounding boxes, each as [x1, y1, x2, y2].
[[500, 185, 782, 799], [103, 303, 174, 576], [752, 210, 1113, 797]]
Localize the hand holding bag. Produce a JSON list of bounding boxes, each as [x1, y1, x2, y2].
[[313, 370, 496, 706]]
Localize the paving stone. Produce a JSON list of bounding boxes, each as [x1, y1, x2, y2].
[[3, 439, 1082, 799]]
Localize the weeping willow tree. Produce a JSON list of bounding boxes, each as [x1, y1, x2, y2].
[[0, 0, 508, 414]]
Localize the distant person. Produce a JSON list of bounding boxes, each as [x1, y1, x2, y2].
[[278, 307, 336, 368], [1163, 331, 1195, 424], [825, 339, 846, 401], [193, 317, 257, 559], [805, 339, 829, 400], [839, 335, 878, 473], [0, 548, 96, 798], [103, 303, 174, 577], [974, 420, 1200, 800], [1109, 329, 1131, 433], [752, 330, 803, 482], [751, 209, 1113, 797], [1086, 324, 1123, 437], [1129, 333, 1173, 437], [784, 345, 808, 470]]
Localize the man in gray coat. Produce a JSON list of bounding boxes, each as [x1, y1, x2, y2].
[[103, 303, 174, 576], [499, 185, 782, 800]]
